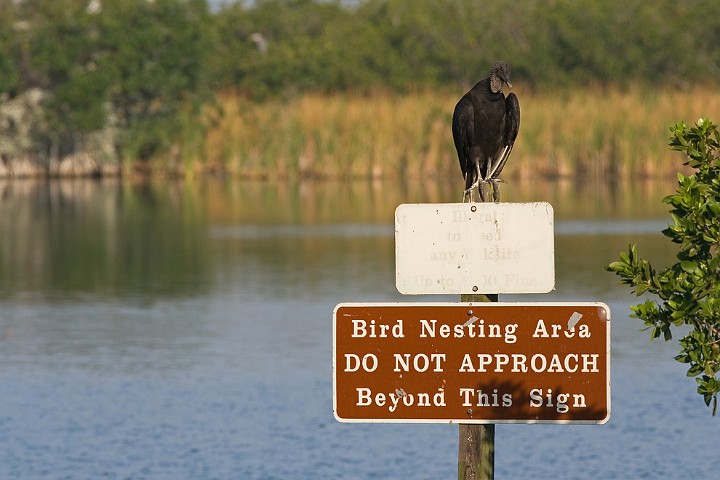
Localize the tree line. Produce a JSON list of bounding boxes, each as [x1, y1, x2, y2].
[[1, 0, 719, 164]]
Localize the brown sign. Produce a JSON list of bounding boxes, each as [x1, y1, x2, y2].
[[333, 302, 610, 424]]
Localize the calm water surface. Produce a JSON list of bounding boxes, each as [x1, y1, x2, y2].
[[0, 178, 716, 479]]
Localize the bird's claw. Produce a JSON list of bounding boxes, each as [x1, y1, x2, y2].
[[462, 186, 475, 203], [463, 177, 505, 203], [462, 176, 482, 202], [489, 178, 503, 202]]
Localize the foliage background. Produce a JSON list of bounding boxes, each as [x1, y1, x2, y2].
[[1, 0, 719, 172], [209, 0, 720, 96]]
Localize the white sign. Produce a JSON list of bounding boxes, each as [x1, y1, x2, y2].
[[395, 203, 554, 294]]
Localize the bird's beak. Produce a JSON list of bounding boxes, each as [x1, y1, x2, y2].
[[506, 81, 512, 89]]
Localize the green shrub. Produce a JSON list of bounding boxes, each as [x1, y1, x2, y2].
[[608, 118, 720, 414]]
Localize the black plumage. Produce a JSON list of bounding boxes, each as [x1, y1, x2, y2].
[[452, 61, 520, 202]]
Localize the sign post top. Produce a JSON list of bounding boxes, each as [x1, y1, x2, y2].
[[395, 202, 555, 295]]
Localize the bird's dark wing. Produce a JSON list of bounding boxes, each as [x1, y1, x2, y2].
[[488, 92, 520, 179], [504, 92, 520, 147], [452, 97, 474, 179]]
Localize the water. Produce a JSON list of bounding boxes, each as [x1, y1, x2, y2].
[[0, 178, 716, 479]]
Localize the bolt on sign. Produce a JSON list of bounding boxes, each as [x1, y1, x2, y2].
[[395, 203, 555, 295], [333, 302, 610, 424]]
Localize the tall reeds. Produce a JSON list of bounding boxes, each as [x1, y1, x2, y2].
[[188, 85, 720, 180]]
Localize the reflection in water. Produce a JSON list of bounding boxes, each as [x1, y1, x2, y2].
[[0, 179, 211, 298], [203, 175, 676, 226], [0, 176, 714, 480], [0, 176, 678, 303]]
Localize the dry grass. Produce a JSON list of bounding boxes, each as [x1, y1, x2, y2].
[[190, 85, 720, 180]]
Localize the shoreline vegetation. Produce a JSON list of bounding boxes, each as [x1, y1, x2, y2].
[[2, 0, 718, 180], [0, 0, 720, 180], [198, 85, 712, 181], [2, 85, 712, 181]]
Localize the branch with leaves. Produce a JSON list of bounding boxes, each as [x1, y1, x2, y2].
[[607, 118, 720, 415]]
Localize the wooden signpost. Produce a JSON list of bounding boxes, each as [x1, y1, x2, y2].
[[332, 202, 611, 479]]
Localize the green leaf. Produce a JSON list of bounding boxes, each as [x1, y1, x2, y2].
[[680, 261, 699, 274], [663, 327, 673, 342]]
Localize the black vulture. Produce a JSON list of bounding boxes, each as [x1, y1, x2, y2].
[[452, 61, 520, 202]]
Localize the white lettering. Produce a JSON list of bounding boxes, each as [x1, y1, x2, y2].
[[528, 388, 588, 414], [356, 388, 372, 406], [579, 324, 591, 338], [533, 318, 549, 337], [458, 353, 601, 374], [419, 318, 518, 344], [344, 353, 377, 372], [351, 319, 404, 338], [459, 388, 513, 407], [393, 353, 446, 372], [533, 319, 592, 339], [355, 387, 446, 412], [583, 353, 600, 372]]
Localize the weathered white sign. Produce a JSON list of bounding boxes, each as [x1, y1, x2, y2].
[[395, 203, 554, 294]]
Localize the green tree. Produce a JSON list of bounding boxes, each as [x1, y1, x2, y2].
[[0, 2, 21, 96], [97, 0, 212, 160], [0, 0, 110, 158], [2, 0, 212, 160], [607, 118, 720, 414], [28, 0, 110, 135], [210, 0, 356, 97]]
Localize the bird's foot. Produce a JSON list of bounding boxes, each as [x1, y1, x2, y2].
[[479, 179, 493, 203], [462, 186, 475, 203], [489, 178, 506, 202], [463, 177, 482, 203]]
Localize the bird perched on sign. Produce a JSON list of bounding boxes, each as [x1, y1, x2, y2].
[[452, 61, 520, 202]]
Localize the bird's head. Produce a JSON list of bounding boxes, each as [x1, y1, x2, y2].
[[490, 61, 512, 93]]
